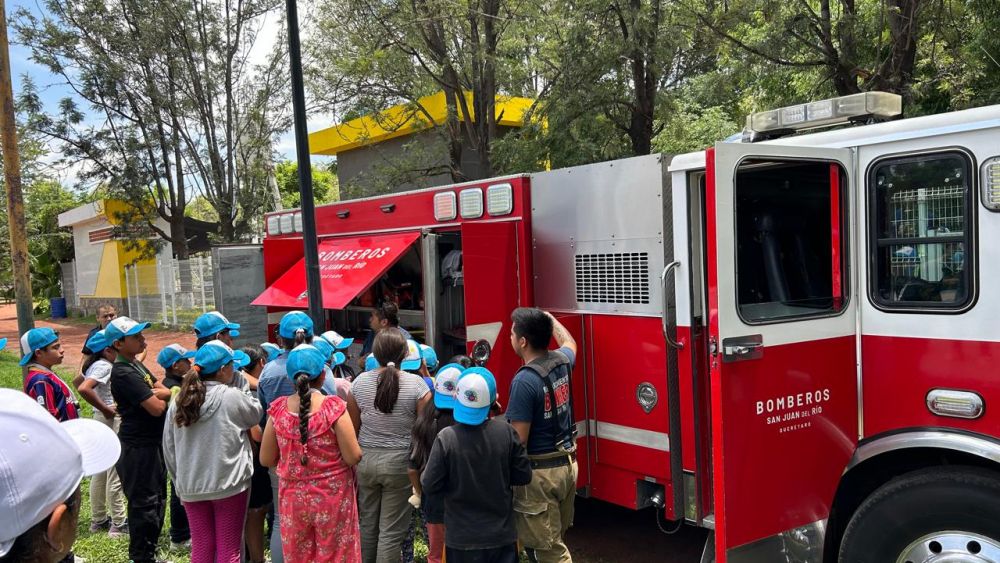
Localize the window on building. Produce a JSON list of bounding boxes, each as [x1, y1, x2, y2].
[[869, 152, 974, 311], [735, 160, 848, 323]]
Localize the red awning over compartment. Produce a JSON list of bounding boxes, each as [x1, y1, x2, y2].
[[252, 231, 420, 309]]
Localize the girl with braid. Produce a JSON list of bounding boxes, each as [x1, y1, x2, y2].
[[162, 341, 263, 563], [261, 344, 363, 562]]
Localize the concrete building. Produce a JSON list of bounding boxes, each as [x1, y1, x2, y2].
[[57, 200, 170, 315], [308, 91, 533, 195]]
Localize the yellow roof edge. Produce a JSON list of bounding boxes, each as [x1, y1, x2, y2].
[[309, 91, 536, 156]]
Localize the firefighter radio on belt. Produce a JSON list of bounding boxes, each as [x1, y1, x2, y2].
[[254, 92, 1000, 563]]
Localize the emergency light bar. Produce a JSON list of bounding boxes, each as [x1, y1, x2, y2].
[[746, 92, 902, 136], [983, 158, 1000, 211], [459, 188, 484, 219], [265, 212, 305, 236], [434, 191, 457, 221]]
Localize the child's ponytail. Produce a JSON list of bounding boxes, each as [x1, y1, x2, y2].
[[372, 329, 408, 414], [174, 366, 207, 427], [295, 373, 312, 466]]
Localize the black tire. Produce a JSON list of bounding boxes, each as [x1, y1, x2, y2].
[[839, 466, 1000, 563]]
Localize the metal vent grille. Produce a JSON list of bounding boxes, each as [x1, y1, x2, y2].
[[575, 252, 650, 304]]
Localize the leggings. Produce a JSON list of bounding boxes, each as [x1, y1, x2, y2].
[[182, 489, 250, 563]]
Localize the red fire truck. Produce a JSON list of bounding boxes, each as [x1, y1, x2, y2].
[[254, 92, 1000, 562]]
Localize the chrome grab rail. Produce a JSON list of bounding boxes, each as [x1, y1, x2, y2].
[[660, 261, 684, 350]]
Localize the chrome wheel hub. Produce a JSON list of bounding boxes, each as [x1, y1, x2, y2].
[[897, 531, 1000, 563]]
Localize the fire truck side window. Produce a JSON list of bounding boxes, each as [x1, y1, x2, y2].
[[735, 160, 848, 323], [869, 152, 974, 311]]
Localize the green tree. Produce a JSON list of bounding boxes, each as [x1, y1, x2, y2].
[[307, 0, 539, 187], [274, 161, 339, 209], [13, 0, 289, 256]]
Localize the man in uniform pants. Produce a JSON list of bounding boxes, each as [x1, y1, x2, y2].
[[505, 307, 578, 563]]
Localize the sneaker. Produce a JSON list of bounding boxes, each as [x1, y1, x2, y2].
[[108, 522, 129, 538], [169, 539, 191, 551], [88, 519, 111, 533]]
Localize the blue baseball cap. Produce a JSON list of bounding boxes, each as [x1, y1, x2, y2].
[[331, 351, 346, 367], [432, 363, 464, 410], [194, 311, 240, 339], [19, 328, 59, 366], [193, 340, 235, 374], [311, 337, 335, 363], [364, 353, 378, 372], [453, 367, 497, 426], [261, 342, 281, 362], [233, 350, 252, 370], [278, 311, 314, 340], [84, 330, 111, 355], [320, 330, 354, 350], [401, 340, 422, 371], [156, 344, 196, 370], [287, 344, 326, 381], [104, 317, 150, 344], [419, 344, 439, 371]]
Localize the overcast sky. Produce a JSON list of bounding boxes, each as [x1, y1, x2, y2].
[[7, 0, 335, 190]]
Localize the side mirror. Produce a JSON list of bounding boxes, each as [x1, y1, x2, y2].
[[471, 339, 491, 367]]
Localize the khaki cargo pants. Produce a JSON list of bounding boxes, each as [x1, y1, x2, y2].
[[513, 451, 578, 563]]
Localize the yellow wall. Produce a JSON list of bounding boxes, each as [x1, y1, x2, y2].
[[309, 91, 535, 156], [78, 200, 161, 299]]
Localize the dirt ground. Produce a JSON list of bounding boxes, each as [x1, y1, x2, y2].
[[0, 304, 196, 377], [566, 498, 708, 562]]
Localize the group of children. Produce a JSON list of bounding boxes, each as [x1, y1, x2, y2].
[[13, 307, 534, 563]]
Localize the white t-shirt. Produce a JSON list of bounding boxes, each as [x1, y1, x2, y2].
[[85, 358, 115, 407], [351, 369, 429, 449]]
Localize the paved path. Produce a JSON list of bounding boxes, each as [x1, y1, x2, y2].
[[0, 304, 196, 377]]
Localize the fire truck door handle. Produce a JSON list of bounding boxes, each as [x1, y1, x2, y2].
[[721, 335, 764, 363], [660, 261, 684, 350]]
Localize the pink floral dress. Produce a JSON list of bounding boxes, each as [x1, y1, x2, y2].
[[269, 394, 360, 563]]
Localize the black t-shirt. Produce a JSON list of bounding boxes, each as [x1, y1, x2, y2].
[[80, 326, 101, 355], [110, 357, 165, 446], [505, 348, 576, 455], [421, 419, 532, 549], [162, 375, 183, 389]]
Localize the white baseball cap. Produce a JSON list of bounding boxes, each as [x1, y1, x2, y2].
[[454, 367, 498, 426], [0, 389, 121, 555]]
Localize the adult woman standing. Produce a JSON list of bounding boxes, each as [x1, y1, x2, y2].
[[351, 330, 430, 563]]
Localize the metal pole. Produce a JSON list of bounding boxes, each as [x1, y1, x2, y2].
[[198, 257, 207, 312], [169, 259, 177, 326], [157, 257, 167, 325], [0, 0, 35, 335], [285, 0, 324, 329]]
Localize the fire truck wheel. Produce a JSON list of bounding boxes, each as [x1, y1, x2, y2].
[[839, 466, 1000, 563]]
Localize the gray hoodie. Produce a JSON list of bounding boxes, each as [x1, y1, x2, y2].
[[163, 381, 263, 502]]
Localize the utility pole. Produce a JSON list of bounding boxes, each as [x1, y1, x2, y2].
[[0, 0, 35, 336], [285, 0, 324, 329]]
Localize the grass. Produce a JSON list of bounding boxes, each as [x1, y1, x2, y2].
[[1, 351, 436, 563]]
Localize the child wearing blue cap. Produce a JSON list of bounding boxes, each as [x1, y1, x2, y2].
[[237, 345, 274, 563], [78, 330, 128, 537], [259, 344, 363, 562], [163, 340, 263, 563], [155, 343, 197, 550], [421, 368, 532, 563], [20, 327, 80, 422], [351, 329, 431, 563], [107, 316, 174, 563], [407, 363, 464, 563]]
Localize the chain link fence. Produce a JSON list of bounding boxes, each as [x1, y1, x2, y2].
[[124, 256, 215, 328]]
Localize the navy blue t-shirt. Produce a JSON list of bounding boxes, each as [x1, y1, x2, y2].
[[505, 347, 575, 455]]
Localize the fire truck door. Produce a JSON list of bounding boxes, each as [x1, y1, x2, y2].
[[461, 221, 525, 398], [706, 143, 858, 563]]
